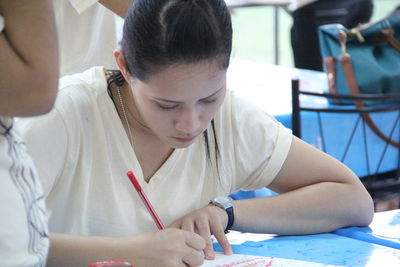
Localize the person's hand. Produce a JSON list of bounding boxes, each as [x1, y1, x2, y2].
[[169, 205, 232, 260], [119, 228, 205, 266]]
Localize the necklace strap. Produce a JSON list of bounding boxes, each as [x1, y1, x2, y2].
[[117, 86, 134, 146]]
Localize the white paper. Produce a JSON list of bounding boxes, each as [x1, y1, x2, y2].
[[224, 230, 276, 244], [201, 253, 341, 267]]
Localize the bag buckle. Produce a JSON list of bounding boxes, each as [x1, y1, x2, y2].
[[349, 28, 365, 43], [338, 30, 350, 59], [338, 28, 365, 59]]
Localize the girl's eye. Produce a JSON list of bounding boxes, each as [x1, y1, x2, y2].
[[201, 98, 217, 104], [157, 103, 178, 110], [155, 97, 217, 110]]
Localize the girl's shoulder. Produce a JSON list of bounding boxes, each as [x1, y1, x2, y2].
[[217, 90, 279, 128], [55, 67, 109, 112], [59, 66, 108, 96]]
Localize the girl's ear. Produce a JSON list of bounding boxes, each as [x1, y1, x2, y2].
[[114, 49, 133, 83]]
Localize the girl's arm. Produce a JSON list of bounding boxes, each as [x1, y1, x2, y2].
[[233, 136, 374, 234], [171, 136, 374, 259], [47, 230, 205, 267]]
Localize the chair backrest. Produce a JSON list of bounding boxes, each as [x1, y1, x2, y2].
[[291, 78, 400, 204]]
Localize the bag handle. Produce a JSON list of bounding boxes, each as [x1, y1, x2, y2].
[[378, 29, 400, 52], [340, 53, 400, 148]]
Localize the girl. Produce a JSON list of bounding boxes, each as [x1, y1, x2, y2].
[[19, 0, 373, 266]]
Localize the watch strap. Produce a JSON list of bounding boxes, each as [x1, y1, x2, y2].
[[209, 197, 235, 234], [224, 206, 234, 233]]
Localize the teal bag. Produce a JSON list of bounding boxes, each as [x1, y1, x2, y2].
[[318, 13, 400, 105]]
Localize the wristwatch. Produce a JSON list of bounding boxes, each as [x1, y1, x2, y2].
[[209, 196, 234, 233]]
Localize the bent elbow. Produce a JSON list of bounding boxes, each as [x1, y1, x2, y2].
[[364, 195, 374, 225], [19, 74, 58, 116], [33, 93, 57, 115], [358, 199, 374, 227], [351, 185, 374, 227], [30, 87, 58, 115]]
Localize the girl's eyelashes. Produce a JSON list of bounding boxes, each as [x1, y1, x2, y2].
[[201, 98, 218, 104], [157, 103, 179, 110], [155, 97, 218, 110]]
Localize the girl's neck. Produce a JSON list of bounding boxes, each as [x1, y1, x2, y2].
[[108, 76, 175, 182], [118, 83, 151, 135]]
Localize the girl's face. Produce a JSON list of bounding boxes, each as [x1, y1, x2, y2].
[[128, 61, 227, 148]]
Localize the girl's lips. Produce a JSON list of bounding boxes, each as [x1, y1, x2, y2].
[[172, 135, 197, 143]]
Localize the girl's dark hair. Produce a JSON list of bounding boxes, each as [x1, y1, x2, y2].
[[107, 0, 232, 168]]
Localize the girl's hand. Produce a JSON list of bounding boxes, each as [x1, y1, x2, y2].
[[119, 228, 205, 267], [169, 205, 232, 260]]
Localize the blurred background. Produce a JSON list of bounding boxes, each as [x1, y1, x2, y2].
[[116, 0, 398, 67], [230, 0, 398, 67]]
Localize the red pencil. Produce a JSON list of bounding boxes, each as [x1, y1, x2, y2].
[[126, 171, 165, 230]]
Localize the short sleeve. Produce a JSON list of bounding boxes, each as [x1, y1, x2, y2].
[[17, 107, 68, 198], [224, 92, 293, 191]]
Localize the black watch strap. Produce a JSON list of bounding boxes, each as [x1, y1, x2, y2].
[[224, 206, 234, 234]]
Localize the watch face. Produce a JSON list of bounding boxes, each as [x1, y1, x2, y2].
[[212, 196, 233, 209]]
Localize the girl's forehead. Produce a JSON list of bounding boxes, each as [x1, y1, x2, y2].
[[156, 61, 224, 79], [136, 62, 227, 100], [146, 62, 225, 85]]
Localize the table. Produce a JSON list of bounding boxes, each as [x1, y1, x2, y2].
[[214, 232, 400, 266], [225, 0, 293, 64], [334, 209, 400, 250], [212, 210, 400, 266]]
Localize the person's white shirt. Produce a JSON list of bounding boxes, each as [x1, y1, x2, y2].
[[288, 0, 318, 12], [0, 116, 49, 266], [54, 0, 118, 76], [17, 67, 292, 236], [1, 12, 49, 265]]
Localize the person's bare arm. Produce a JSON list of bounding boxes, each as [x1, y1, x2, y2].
[[233, 137, 374, 234], [47, 230, 205, 267], [171, 137, 374, 259], [99, 0, 132, 18], [0, 0, 58, 117]]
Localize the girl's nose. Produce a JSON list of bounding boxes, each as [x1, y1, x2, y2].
[[175, 108, 201, 135]]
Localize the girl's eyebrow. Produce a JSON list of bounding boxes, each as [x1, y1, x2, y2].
[[152, 86, 225, 104]]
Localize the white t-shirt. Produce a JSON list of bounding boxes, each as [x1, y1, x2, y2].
[[18, 67, 292, 236], [53, 0, 118, 76], [288, 0, 318, 11], [0, 117, 49, 266]]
